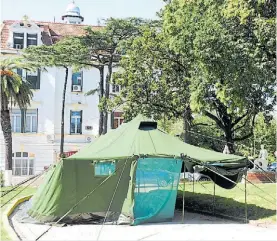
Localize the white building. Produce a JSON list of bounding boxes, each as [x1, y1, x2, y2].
[[0, 1, 124, 184]]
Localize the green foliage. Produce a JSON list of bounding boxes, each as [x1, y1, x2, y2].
[[80, 17, 147, 107], [189, 115, 226, 152], [112, 0, 275, 152], [223, 0, 276, 23], [237, 113, 276, 162], [0, 58, 34, 108], [162, 0, 275, 146], [23, 39, 80, 68], [0, 171, 4, 187], [113, 24, 189, 122], [157, 117, 183, 136]]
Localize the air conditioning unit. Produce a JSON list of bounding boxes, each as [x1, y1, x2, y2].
[[85, 126, 93, 130], [15, 44, 23, 49], [73, 85, 81, 92]]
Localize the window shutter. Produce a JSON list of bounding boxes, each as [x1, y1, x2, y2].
[[80, 110, 83, 134], [70, 110, 72, 134], [111, 112, 115, 129], [37, 69, 41, 89]]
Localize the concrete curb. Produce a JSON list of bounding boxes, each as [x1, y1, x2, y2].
[[2, 195, 33, 241]]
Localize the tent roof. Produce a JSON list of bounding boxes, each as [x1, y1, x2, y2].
[[67, 115, 246, 164]]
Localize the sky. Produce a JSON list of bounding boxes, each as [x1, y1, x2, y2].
[[1, 0, 165, 25]]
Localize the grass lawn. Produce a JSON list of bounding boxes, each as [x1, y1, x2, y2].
[[0, 186, 36, 241], [176, 181, 276, 223]]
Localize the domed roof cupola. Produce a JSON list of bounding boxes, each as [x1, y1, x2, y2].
[[62, 1, 84, 24]]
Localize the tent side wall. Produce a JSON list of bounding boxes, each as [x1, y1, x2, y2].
[[132, 157, 182, 225], [68, 158, 133, 214], [28, 158, 135, 222], [28, 161, 64, 222]]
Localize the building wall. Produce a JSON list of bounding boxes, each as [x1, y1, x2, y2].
[[0, 65, 115, 182], [0, 20, 122, 183]]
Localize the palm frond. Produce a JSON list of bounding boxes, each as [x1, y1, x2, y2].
[[12, 81, 33, 108], [1, 58, 34, 109]]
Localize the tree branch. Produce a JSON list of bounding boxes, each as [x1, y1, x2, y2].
[[233, 113, 257, 141], [231, 111, 249, 128], [233, 114, 252, 132], [203, 110, 225, 130], [191, 123, 213, 127]]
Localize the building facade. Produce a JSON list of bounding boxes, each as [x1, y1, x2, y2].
[[0, 2, 123, 184]]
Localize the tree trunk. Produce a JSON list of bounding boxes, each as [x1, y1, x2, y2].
[[0, 93, 12, 170], [98, 66, 104, 136], [103, 58, 113, 134], [60, 67, 68, 157], [225, 130, 235, 154], [103, 111, 108, 134], [182, 106, 191, 143]]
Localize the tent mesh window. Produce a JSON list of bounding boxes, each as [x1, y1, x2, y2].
[[133, 158, 182, 225], [94, 161, 116, 176]]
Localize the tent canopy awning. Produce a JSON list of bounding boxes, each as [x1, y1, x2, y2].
[[67, 115, 246, 166]]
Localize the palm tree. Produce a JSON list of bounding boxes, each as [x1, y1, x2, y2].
[[0, 58, 34, 173]]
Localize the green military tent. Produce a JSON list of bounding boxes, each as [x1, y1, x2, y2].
[[26, 115, 247, 225]]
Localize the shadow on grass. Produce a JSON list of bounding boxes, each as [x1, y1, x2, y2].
[[175, 191, 276, 223]]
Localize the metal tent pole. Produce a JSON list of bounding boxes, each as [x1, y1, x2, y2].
[[213, 173, 216, 215], [182, 160, 185, 223], [186, 157, 276, 205], [97, 159, 128, 240], [244, 170, 248, 223], [192, 173, 195, 193]]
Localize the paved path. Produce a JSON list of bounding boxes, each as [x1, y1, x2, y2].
[[11, 206, 276, 241]]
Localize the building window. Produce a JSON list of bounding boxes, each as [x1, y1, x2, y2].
[[25, 109, 38, 133], [11, 109, 22, 133], [26, 69, 40, 89], [72, 72, 83, 92], [94, 161, 116, 176], [111, 84, 120, 93], [70, 110, 82, 134], [16, 68, 40, 89], [13, 32, 24, 49], [112, 112, 124, 129], [16, 68, 23, 77], [27, 33, 37, 47], [11, 109, 38, 133], [12, 152, 34, 176]]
